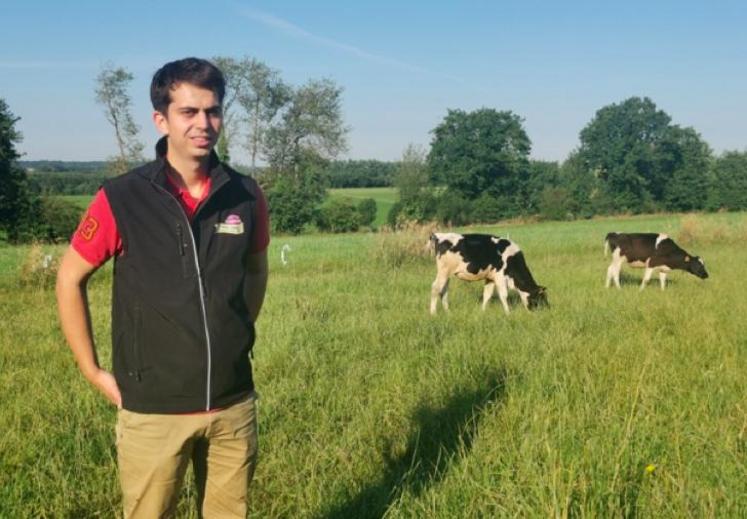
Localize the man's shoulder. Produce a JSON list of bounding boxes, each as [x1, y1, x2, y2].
[[221, 164, 263, 198], [103, 160, 160, 191]]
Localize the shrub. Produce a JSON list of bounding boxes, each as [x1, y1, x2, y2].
[[538, 186, 572, 221], [18, 243, 59, 288], [373, 221, 438, 268], [434, 190, 471, 225], [37, 197, 84, 243], [316, 199, 361, 233], [357, 198, 377, 227]]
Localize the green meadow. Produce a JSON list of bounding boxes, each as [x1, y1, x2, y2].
[[61, 186, 398, 227], [328, 187, 397, 226], [1, 212, 746, 517]]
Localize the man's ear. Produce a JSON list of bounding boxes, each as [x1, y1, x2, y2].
[[153, 110, 169, 136]]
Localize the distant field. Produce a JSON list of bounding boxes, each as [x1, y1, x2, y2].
[[60, 187, 398, 226], [328, 187, 397, 226], [3, 212, 745, 517], [60, 195, 93, 210]]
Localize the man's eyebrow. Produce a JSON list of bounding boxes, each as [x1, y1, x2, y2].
[[177, 104, 222, 111]]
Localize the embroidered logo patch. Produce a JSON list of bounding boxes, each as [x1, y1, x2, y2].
[[215, 214, 244, 235], [78, 215, 99, 241]]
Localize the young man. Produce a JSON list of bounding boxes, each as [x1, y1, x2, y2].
[[56, 57, 269, 518]]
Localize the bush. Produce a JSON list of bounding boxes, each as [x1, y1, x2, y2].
[[538, 187, 572, 221], [373, 221, 437, 268], [315, 199, 361, 233], [36, 197, 84, 242], [267, 172, 326, 235], [434, 190, 471, 225], [18, 243, 60, 288], [357, 198, 377, 227], [470, 193, 503, 223]]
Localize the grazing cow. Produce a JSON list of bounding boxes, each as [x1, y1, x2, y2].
[[604, 232, 709, 290], [429, 232, 547, 315]]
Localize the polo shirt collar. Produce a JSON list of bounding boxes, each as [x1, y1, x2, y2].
[[150, 136, 230, 195]]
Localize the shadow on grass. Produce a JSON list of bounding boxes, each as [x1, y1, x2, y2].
[[614, 271, 679, 289], [320, 368, 508, 519]]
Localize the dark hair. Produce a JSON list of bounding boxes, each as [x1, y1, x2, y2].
[[150, 57, 225, 113]]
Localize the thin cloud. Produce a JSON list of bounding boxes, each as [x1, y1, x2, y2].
[[234, 6, 472, 85], [0, 60, 94, 70]]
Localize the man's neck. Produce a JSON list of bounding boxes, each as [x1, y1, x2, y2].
[[165, 152, 211, 196]]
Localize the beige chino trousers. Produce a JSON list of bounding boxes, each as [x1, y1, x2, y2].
[[116, 395, 258, 518]]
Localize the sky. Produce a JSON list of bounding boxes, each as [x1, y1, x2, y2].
[[1, 0, 745, 164]]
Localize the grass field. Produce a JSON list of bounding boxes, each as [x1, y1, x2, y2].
[[328, 187, 397, 226], [1, 212, 746, 517]]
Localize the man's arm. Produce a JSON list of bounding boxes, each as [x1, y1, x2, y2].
[[56, 246, 121, 407], [244, 250, 269, 323]]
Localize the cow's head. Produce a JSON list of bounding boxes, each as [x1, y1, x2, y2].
[[528, 286, 549, 310], [686, 256, 709, 279]]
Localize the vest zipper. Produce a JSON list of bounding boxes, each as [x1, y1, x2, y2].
[[154, 184, 213, 411]]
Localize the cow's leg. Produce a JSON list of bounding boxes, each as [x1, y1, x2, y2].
[[430, 274, 449, 314], [481, 281, 495, 310], [495, 276, 511, 315], [640, 267, 654, 291], [606, 251, 623, 289], [658, 271, 667, 290]]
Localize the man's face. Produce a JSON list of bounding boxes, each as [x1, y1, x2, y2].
[[153, 82, 222, 162]]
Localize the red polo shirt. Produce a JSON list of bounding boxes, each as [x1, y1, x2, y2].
[[73, 174, 270, 268]]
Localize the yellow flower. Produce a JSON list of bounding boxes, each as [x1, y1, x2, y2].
[[645, 464, 656, 474]]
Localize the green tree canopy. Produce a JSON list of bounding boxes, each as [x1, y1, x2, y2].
[[576, 96, 711, 212], [709, 151, 747, 211], [427, 108, 531, 201], [0, 99, 34, 242]]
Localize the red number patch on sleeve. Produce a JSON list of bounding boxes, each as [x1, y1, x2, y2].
[[78, 215, 99, 241]]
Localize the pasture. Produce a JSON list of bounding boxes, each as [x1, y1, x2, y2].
[[1, 212, 746, 517], [326, 187, 397, 227]]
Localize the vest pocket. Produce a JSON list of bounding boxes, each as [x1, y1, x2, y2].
[[127, 305, 143, 381], [176, 222, 196, 279]]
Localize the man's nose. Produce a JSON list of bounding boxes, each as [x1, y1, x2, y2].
[[195, 110, 209, 128]]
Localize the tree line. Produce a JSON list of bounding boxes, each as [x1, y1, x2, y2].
[[389, 98, 747, 227], [2, 57, 747, 242]]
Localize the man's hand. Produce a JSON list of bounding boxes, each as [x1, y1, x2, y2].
[[86, 368, 122, 408]]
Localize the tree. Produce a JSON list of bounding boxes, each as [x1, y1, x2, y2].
[[0, 99, 35, 242], [95, 65, 144, 175], [427, 108, 531, 216], [265, 153, 328, 234], [709, 151, 747, 210], [576, 96, 711, 213], [212, 56, 248, 163], [264, 78, 348, 172], [388, 144, 435, 225], [661, 126, 712, 211], [263, 78, 348, 233], [238, 59, 291, 169]]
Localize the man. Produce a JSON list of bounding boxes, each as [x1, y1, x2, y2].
[[56, 57, 269, 518]]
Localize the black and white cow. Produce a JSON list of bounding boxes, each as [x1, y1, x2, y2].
[[429, 232, 547, 315], [604, 232, 709, 290]]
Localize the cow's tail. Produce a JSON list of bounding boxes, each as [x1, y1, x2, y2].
[[604, 232, 617, 257]]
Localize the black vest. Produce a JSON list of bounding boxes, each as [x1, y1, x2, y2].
[[104, 148, 259, 413]]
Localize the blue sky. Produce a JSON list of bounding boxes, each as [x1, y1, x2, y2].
[[1, 0, 745, 163]]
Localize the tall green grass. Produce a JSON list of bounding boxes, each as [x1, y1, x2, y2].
[[1, 212, 745, 517]]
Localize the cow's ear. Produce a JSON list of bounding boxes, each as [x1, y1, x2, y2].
[[685, 255, 690, 262]]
